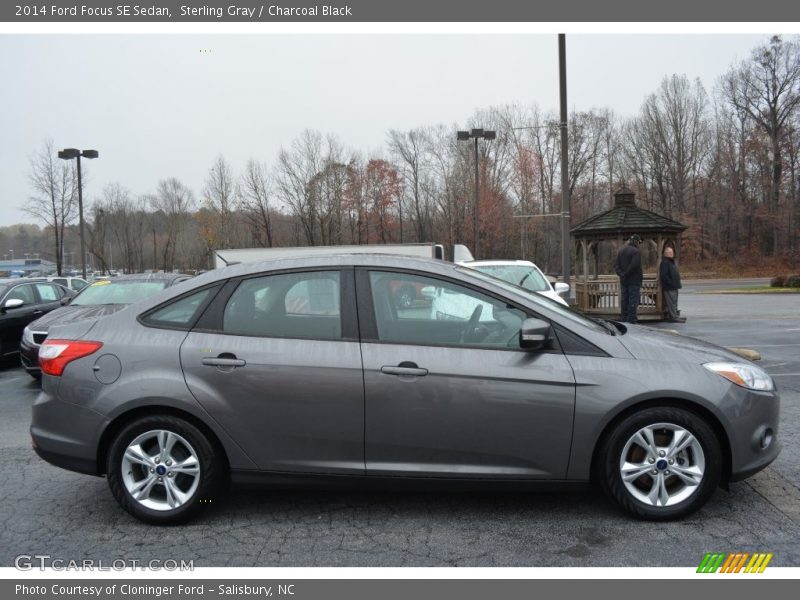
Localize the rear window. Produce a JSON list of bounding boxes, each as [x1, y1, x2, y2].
[[73, 280, 167, 306], [142, 288, 214, 329]]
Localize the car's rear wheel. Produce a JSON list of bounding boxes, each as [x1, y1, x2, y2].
[[599, 407, 722, 520], [106, 415, 224, 524]]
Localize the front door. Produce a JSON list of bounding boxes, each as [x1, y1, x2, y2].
[[358, 270, 576, 479], [180, 269, 365, 474], [0, 284, 40, 356]]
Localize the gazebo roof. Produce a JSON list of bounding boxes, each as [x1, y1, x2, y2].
[[571, 187, 687, 237]]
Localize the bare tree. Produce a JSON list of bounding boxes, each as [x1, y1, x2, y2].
[[642, 75, 711, 217], [25, 140, 78, 275], [150, 178, 194, 271], [239, 159, 275, 247], [721, 36, 800, 251], [203, 155, 236, 250], [275, 130, 351, 246], [388, 128, 431, 242]]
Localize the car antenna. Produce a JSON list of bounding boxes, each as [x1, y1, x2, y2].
[[214, 252, 240, 267]]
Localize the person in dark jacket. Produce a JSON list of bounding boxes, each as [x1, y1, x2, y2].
[[614, 234, 643, 323], [659, 246, 685, 322]]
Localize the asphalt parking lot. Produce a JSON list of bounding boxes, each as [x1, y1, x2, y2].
[[1, 283, 798, 567]]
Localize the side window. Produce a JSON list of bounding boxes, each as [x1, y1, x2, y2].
[[143, 288, 213, 329], [223, 271, 341, 340], [52, 278, 68, 287], [6, 284, 35, 305], [72, 279, 89, 291], [367, 271, 526, 349], [35, 283, 59, 302]]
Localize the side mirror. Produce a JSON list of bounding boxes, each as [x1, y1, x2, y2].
[[519, 317, 552, 350], [60, 296, 72, 306], [554, 282, 570, 296], [4, 298, 24, 310]]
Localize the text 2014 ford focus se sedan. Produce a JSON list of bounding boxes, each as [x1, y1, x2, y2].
[[31, 255, 780, 524]]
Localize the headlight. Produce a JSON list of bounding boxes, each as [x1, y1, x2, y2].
[[22, 326, 35, 346], [703, 362, 775, 391]]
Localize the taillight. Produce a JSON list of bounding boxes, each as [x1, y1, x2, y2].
[[39, 339, 103, 376]]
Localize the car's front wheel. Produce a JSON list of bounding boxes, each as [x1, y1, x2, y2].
[[598, 407, 722, 520], [106, 415, 225, 524]]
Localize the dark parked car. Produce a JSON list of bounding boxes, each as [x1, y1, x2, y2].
[[30, 255, 779, 524], [20, 273, 189, 378], [0, 278, 75, 360]]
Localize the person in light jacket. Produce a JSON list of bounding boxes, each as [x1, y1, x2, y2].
[[659, 246, 685, 323]]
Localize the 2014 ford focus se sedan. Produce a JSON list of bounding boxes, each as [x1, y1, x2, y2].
[[30, 254, 780, 524]]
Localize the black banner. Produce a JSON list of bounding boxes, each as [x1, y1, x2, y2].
[[4, 579, 800, 600], [3, 0, 800, 22]]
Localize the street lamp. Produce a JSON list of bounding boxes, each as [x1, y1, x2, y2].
[[58, 148, 99, 279], [457, 128, 495, 259]]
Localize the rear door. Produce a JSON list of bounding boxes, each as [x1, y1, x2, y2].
[[180, 268, 365, 474], [357, 269, 576, 479], [33, 282, 66, 315]]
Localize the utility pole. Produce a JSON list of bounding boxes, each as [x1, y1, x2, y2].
[[558, 34, 571, 297]]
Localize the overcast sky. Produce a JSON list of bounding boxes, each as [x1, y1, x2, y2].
[[0, 33, 775, 227]]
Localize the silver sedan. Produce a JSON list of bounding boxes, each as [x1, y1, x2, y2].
[[30, 254, 780, 524]]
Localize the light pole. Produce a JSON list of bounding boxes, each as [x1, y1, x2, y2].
[[457, 128, 496, 259], [9, 249, 14, 261], [558, 33, 571, 297], [58, 148, 99, 279]]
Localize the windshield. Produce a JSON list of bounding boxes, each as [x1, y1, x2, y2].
[[72, 280, 168, 306], [471, 264, 550, 292], [457, 267, 611, 335]]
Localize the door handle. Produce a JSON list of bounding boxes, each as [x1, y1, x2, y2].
[[381, 362, 428, 377], [202, 356, 246, 368], [32, 310, 43, 315]]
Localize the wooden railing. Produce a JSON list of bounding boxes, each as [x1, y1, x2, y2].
[[575, 276, 663, 317]]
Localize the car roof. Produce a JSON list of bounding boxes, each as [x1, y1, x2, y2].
[[462, 260, 539, 268], [202, 253, 458, 280], [91, 272, 189, 284]]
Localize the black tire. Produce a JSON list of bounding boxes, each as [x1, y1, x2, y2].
[[598, 406, 722, 520], [106, 415, 225, 525], [28, 371, 42, 381]]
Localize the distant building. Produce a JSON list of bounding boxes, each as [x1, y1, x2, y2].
[[0, 258, 57, 276]]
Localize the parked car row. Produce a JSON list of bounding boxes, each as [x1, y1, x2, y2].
[[0, 273, 190, 377], [0, 278, 76, 359], [28, 252, 779, 525]]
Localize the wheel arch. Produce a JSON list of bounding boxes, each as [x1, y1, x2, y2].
[[589, 397, 732, 484], [96, 405, 231, 477]]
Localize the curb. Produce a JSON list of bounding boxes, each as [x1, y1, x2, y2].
[[726, 347, 762, 361]]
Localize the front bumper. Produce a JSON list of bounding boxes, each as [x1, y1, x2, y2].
[[30, 387, 108, 477], [19, 338, 40, 373], [723, 385, 781, 482]]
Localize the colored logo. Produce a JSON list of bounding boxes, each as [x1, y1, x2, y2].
[[697, 552, 773, 573]]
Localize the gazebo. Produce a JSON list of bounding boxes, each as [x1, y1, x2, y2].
[[571, 187, 688, 321]]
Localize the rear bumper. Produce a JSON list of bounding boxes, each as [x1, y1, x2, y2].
[[33, 445, 98, 476], [30, 388, 107, 476]]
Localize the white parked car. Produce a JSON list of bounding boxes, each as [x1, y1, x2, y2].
[[27, 276, 90, 293], [460, 260, 569, 306]]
